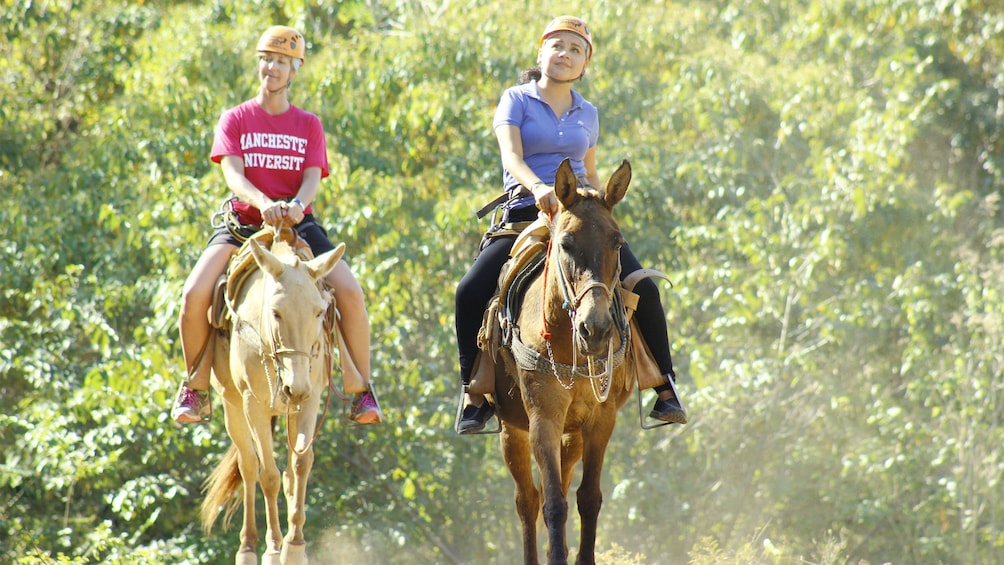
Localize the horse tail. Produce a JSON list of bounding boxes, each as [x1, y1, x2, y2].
[[200, 444, 243, 535]]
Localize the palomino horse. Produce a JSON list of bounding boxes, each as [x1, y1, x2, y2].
[[488, 159, 636, 565], [201, 232, 344, 565]]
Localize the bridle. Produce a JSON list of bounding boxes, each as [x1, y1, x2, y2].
[[538, 211, 628, 402], [226, 239, 332, 455]]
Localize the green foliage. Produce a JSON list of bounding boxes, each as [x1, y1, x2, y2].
[[2, 0, 1003, 563]]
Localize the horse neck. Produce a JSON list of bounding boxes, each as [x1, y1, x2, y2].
[[543, 248, 575, 332], [515, 234, 575, 353], [235, 268, 268, 327]]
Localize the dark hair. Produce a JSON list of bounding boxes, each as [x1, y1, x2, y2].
[[519, 67, 542, 84]]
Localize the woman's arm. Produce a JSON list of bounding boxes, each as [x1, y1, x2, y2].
[[219, 155, 287, 225], [285, 167, 322, 224], [495, 124, 557, 214], [221, 155, 268, 209], [583, 144, 600, 191]]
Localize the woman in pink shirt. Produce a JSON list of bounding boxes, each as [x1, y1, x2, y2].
[[170, 26, 382, 426]]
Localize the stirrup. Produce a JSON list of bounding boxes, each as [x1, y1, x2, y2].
[[637, 376, 685, 430], [348, 384, 384, 427], [453, 386, 501, 435]]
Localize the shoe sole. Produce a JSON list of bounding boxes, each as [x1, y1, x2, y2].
[[457, 425, 486, 435], [172, 408, 210, 424], [173, 414, 210, 424], [351, 410, 383, 425], [457, 418, 491, 434], [649, 411, 688, 425]]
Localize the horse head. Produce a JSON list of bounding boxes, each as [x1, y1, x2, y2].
[[248, 238, 345, 406], [549, 158, 631, 359]]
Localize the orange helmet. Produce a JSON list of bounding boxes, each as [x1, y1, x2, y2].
[[539, 16, 593, 61], [256, 26, 306, 64]]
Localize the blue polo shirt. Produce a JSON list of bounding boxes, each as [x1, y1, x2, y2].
[[493, 81, 599, 208]]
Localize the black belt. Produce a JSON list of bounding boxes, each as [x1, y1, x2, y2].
[[476, 186, 532, 219]]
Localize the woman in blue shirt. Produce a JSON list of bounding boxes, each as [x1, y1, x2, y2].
[[455, 16, 687, 433]]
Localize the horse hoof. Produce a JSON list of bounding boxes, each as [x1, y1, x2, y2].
[[281, 541, 308, 565], [234, 549, 257, 565], [260, 550, 281, 565]]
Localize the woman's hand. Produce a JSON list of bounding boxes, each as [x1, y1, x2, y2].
[[260, 200, 292, 227], [532, 182, 557, 215], [285, 198, 306, 225]]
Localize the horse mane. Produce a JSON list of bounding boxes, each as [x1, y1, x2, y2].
[[269, 239, 300, 265], [559, 188, 618, 230]]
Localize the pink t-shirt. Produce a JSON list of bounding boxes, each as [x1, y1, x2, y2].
[[210, 99, 329, 225]]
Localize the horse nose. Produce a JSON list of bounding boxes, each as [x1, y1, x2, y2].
[[577, 315, 613, 352], [282, 380, 311, 404], [578, 318, 612, 338]]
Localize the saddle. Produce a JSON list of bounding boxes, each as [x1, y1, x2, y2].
[[210, 228, 313, 331], [208, 228, 367, 396], [470, 221, 671, 395]]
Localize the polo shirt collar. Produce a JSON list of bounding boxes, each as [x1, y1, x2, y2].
[[525, 81, 585, 112]]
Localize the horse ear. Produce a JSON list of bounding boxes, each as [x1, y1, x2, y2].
[[306, 242, 345, 281], [554, 158, 579, 210], [249, 238, 285, 278], [603, 159, 631, 209]]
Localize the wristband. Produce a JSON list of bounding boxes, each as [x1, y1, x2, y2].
[[291, 197, 306, 210]]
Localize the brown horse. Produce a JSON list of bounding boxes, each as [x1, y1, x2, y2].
[[201, 234, 344, 565], [488, 159, 636, 565]]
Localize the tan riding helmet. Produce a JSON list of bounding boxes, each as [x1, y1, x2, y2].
[[539, 16, 593, 62], [256, 25, 306, 65]]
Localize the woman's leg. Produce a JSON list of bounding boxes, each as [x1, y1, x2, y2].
[[323, 262, 383, 424], [455, 237, 515, 383], [323, 262, 371, 383], [296, 218, 380, 423], [180, 243, 235, 386], [454, 235, 516, 432], [620, 244, 687, 423], [174, 242, 236, 423]]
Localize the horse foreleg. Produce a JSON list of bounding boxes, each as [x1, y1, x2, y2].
[[280, 408, 318, 565], [245, 398, 283, 563], [530, 416, 570, 565], [501, 424, 539, 565], [572, 414, 616, 565], [236, 454, 261, 564], [559, 434, 583, 497], [217, 395, 261, 565]]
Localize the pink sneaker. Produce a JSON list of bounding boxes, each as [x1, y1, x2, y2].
[[171, 383, 211, 424], [350, 390, 383, 425]]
